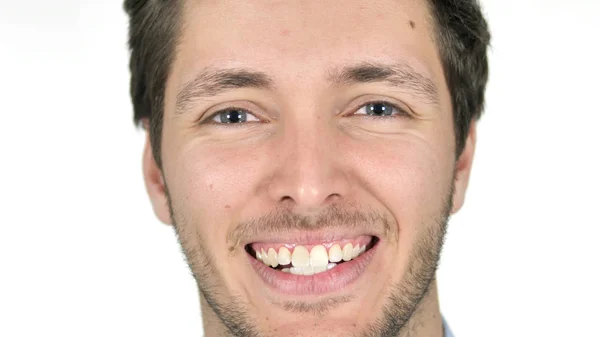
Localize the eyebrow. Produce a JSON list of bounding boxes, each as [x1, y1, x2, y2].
[[327, 61, 439, 105], [175, 68, 273, 114], [175, 61, 438, 114]]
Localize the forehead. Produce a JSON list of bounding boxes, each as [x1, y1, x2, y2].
[[171, 0, 444, 97]]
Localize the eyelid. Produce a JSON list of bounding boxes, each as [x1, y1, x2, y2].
[[196, 97, 412, 125], [198, 103, 267, 125], [347, 98, 413, 118]]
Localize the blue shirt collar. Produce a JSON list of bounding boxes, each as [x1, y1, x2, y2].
[[443, 317, 454, 337]]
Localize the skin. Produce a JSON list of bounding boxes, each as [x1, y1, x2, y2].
[[143, 1, 476, 336]]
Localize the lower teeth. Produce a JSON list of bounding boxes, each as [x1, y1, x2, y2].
[[280, 262, 337, 275]]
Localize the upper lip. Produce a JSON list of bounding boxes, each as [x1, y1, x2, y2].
[[242, 229, 379, 246]]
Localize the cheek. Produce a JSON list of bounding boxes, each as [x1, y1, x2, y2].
[[161, 137, 265, 262], [173, 141, 262, 215], [345, 134, 454, 235]]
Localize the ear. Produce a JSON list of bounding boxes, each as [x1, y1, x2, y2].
[[142, 126, 172, 225], [451, 120, 477, 214]]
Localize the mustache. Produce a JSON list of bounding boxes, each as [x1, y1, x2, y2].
[[226, 204, 394, 249]]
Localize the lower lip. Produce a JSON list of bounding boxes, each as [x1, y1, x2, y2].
[[247, 241, 379, 296]]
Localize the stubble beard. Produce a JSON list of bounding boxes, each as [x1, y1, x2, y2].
[[166, 186, 453, 337]]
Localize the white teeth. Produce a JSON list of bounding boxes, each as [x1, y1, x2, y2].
[[302, 266, 315, 276], [268, 248, 278, 268], [281, 268, 291, 273], [290, 267, 303, 275], [257, 241, 370, 271], [261, 248, 270, 266], [278, 247, 291, 265], [351, 244, 360, 259], [291, 245, 310, 267], [310, 245, 329, 268], [328, 244, 343, 263], [290, 265, 328, 275], [342, 243, 354, 261]]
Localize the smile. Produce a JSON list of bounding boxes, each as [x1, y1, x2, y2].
[[245, 234, 380, 295]]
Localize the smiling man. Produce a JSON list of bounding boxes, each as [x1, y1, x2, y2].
[[124, 1, 490, 336]]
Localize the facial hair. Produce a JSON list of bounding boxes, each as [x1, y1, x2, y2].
[[165, 185, 453, 337]]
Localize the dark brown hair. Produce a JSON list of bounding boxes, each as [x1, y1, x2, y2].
[[125, 0, 490, 167]]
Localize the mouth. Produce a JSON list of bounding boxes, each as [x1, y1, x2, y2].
[[245, 234, 380, 295]]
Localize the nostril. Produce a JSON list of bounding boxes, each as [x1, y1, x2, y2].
[[324, 193, 342, 204], [280, 195, 294, 204]]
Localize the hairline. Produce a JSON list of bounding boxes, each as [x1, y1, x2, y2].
[[145, 0, 480, 167]]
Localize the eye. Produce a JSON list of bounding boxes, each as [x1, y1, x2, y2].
[[354, 101, 407, 118], [208, 108, 260, 124]]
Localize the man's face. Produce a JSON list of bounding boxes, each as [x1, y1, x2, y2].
[[144, 1, 475, 336]]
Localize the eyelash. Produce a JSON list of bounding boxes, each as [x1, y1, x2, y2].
[[201, 100, 409, 126], [352, 101, 410, 119]]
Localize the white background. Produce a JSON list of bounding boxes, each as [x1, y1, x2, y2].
[[1, 1, 599, 336]]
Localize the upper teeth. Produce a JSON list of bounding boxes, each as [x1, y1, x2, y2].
[[256, 243, 367, 275]]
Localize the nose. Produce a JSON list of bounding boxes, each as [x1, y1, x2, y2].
[[265, 119, 350, 213]]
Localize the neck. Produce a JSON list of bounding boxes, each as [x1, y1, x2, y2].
[[199, 280, 444, 337], [399, 280, 444, 337]]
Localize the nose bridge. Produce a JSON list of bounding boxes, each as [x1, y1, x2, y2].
[[267, 112, 348, 211]]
